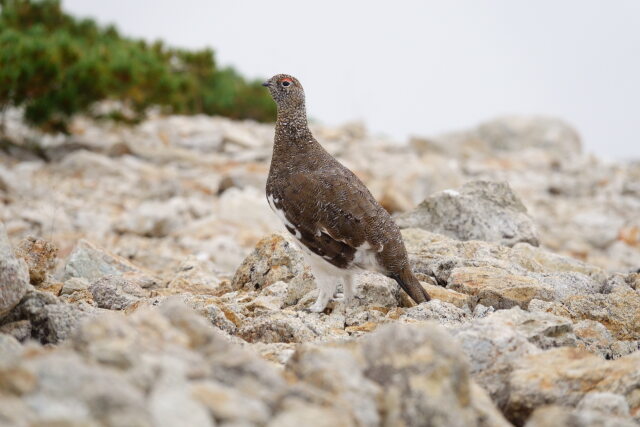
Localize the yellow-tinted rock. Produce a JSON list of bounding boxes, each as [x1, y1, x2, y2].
[[507, 347, 640, 425], [422, 283, 473, 308], [448, 266, 554, 309]]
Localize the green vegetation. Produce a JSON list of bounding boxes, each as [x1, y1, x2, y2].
[[0, 0, 276, 134]]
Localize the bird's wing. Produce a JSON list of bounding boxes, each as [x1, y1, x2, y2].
[[270, 170, 384, 270]]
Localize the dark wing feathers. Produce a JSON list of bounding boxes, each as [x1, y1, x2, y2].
[[271, 169, 382, 270]]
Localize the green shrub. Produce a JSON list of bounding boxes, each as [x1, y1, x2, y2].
[[0, 0, 276, 133]]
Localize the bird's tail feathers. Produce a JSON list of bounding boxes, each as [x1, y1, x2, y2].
[[390, 267, 431, 305]]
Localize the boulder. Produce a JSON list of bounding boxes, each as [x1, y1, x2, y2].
[[88, 275, 150, 310], [448, 266, 554, 309], [560, 286, 640, 341], [525, 405, 637, 427], [401, 228, 605, 289], [578, 392, 631, 418], [397, 180, 539, 247], [505, 347, 640, 425], [357, 323, 511, 427], [451, 310, 540, 408], [571, 319, 639, 359], [286, 345, 382, 426], [0, 334, 22, 361], [237, 309, 347, 344], [286, 323, 511, 427], [165, 256, 223, 296], [114, 197, 211, 238], [0, 320, 31, 342], [399, 299, 470, 328], [486, 307, 576, 349], [266, 400, 353, 427], [63, 239, 152, 283], [0, 291, 97, 344], [231, 234, 314, 303], [412, 116, 581, 159]]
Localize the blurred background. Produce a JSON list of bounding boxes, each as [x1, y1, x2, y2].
[[2, 0, 639, 159], [60, 0, 640, 160]]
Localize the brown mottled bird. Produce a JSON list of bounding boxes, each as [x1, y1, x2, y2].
[[262, 74, 430, 312]]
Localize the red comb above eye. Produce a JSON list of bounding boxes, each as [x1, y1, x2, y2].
[[280, 78, 293, 83]]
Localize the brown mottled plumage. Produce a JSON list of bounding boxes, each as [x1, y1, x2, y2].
[[263, 74, 430, 312]]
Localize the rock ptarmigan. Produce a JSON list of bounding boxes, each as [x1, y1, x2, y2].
[[262, 74, 430, 312]]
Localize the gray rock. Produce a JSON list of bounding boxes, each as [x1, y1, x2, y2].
[[191, 380, 270, 424], [0, 222, 30, 317], [472, 303, 495, 318], [532, 271, 602, 300], [0, 291, 96, 344], [0, 334, 22, 361], [200, 303, 238, 335], [506, 348, 640, 425], [6, 111, 640, 426], [157, 300, 288, 406], [174, 293, 239, 335], [399, 299, 470, 328], [166, 256, 223, 295], [150, 383, 214, 427], [114, 197, 211, 238], [0, 320, 31, 342], [89, 275, 149, 310], [525, 405, 637, 427], [572, 319, 640, 359], [413, 116, 581, 159], [18, 351, 152, 426], [286, 345, 382, 427], [450, 306, 577, 407], [358, 323, 510, 427], [61, 277, 90, 295], [63, 239, 150, 282], [451, 309, 540, 408], [560, 286, 640, 341], [237, 310, 347, 344], [483, 307, 576, 350], [447, 265, 555, 309], [14, 236, 58, 285], [352, 272, 403, 309], [397, 180, 539, 247], [231, 234, 314, 304], [266, 400, 353, 427], [577, 392, 630, 418], [401, 228, 605, 305], [476, 116, 581, 156]]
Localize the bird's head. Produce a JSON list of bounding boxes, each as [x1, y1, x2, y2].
[[262, 74, 305, 110]]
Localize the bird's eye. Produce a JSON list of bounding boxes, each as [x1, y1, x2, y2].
[[281, 80, 291, 87]]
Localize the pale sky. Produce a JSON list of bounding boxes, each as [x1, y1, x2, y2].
[[64, 0, 640, 160]]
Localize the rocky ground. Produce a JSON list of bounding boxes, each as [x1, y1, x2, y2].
[[0, 110, 639, 426]]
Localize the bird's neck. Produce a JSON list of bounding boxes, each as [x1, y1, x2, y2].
[[273, 105, 316, 159], [275, 105, 311, 139]]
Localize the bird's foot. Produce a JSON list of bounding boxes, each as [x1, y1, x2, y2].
[[307, 301, 328, 313]]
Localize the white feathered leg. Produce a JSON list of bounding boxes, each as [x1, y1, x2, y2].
[[343, 274, 355, 306], [297, 242, 348, 313], [309, 274, 337, 312]]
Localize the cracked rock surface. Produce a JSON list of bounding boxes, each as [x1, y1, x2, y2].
[[1, 113, 639, 425]]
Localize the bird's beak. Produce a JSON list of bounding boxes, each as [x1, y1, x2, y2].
[[262, 81, 271, 87]]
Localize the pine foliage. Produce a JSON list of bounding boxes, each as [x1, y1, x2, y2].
[[0, 0, 276, 133]]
